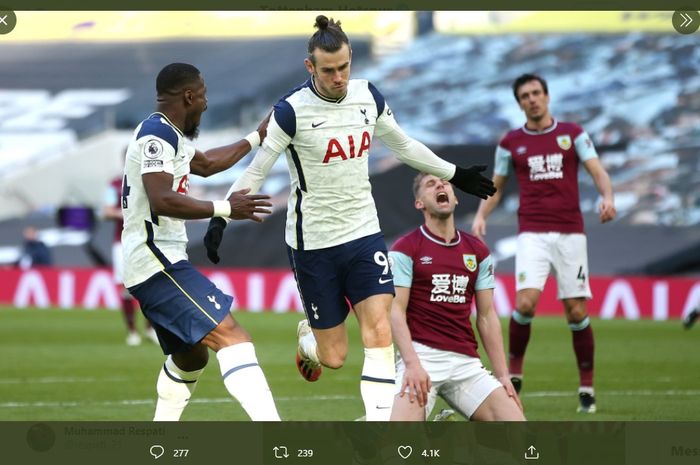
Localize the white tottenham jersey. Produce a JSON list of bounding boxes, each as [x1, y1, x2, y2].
[[121, 112, 196, 287], [230, 78, 456, 251]]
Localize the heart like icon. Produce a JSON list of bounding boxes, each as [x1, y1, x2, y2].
[[397, 445, 413, 459]]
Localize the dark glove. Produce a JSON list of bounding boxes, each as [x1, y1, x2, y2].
[[450, 165, 497, 200], [204, 217, 227, 264]]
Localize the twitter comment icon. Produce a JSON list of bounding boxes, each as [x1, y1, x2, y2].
[[150, 444, 165, 460]]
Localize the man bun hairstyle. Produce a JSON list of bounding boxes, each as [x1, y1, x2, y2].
[[307, 15, 349, 63], [156, 62, 201, 96], [315, 14, 330, 29]]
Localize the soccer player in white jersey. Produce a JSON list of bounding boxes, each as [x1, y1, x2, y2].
[[122, 62, 280, 421], [204, 16, 496, 421]]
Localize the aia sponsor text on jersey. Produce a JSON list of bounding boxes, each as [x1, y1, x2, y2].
[[322, 131, 371, 164]]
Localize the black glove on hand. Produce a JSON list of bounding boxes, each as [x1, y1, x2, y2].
[[204, 217, 227, 264], [450, 165, 497, 200]]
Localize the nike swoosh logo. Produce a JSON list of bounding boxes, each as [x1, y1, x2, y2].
[[311, 121, 326, 128], [375, 406, 391, 409], [378, 278, 393, 284]]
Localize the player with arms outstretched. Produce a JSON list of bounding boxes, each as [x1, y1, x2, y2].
[[122, 62, 280, 421], [204, 16, 496, 421], [472, 73, 616, 413], [390, 173, 524, 421]]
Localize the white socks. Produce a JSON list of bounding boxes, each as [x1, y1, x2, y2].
[[579, 386, 595, 396], [299, 331, 321, 364], [360, 346, 396, 421], [217, 342, 281, 421], [153, 355, 204, 421]]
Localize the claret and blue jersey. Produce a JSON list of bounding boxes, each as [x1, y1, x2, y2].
[[390, 226, 496, 358], [494, 120, 599, 234]]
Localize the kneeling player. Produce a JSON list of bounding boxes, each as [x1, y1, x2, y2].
[[389, 173, 524, 421]]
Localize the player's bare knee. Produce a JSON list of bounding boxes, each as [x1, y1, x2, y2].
[[567, 310, 588, 325], [321, 353, 346, 369], [318, 344, 347, 369], [216, 332, 252, 350], [315, 340, 346, 368], [172, 345, 209, 371], [564, 299, 588, 323], [472, 390, 525, 421], [487, 408, 525, 421], [361, 322, 392, 348], [516, 297, 537, 317], [500, 402, 526, 421], [202, 317, 252, 352], [512, 409, 526, 421]]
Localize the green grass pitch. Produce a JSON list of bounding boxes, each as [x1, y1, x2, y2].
[[1, 307, 698, 421]]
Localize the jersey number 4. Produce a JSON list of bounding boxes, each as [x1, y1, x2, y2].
[[577, 266, 586, 283]]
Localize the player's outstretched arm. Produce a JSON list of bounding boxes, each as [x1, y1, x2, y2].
[[203, 142, 283, 264], [226, 188, 272, 222], [203, 187, 275, 263], [376, 122, 496, 200], [189, 112, 272, 177], [203, 107, 290, 264], [449, 165, 497, 200], [143, 172, 271, 221], [204, 217, 227, 264], [371, 91, 496, 199], [474, 288, 523, 412]]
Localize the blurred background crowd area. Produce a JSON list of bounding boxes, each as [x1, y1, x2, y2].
[[1, 11, 699, 275]]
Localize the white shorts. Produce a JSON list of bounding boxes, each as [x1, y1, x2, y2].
[[112, 242, 124, 285], [515, 232, 592, 299], [395, 341, 503, 419]]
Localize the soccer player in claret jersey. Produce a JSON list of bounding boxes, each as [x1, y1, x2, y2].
[[389, 173, 524, 421], [204, 15, 496, 421], [471, 73, 616, 414], [122, 62, 280, 421]]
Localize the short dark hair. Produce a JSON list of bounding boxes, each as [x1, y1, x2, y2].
[[307, 15, 349, 63], [156, 63, 201, 96], [512, 73, 548, 102], [412, 172, 430, 199]]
